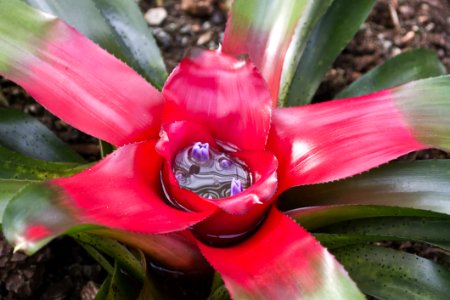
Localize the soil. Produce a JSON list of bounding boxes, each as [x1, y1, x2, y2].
[[1, 0, 450, 299]]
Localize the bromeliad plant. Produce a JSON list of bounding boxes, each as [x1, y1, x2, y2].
[[1, 0, 450, 299]]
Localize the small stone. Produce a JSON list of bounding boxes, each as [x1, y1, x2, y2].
[[152, 28, 173, 48], [217, 0, 232, 13], [181, 0, 214, 17], [11, 252, 27, 262], [418, 15, 429, 24], [211, 10, 226, 25], [181, 36, 190, 46], [166, 22, 179, 33], [392, 47, 402, 56], [399, 31, 415, 45], [381, 39, 392, 50], [180, 24, 192, 35], [202, 21, 212, 31], [81, 281, 99, 300], [192, 23, 201, 33], [399, 5, 414, 18], [208, 41, 219, 50], [425, 22, 435, 32], [197, 31, 213, 45], [144, 7, 168, 26]]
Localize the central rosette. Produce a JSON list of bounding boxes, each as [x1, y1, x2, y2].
[[154, 50, 278, 245], [173, 142, 252, 199]]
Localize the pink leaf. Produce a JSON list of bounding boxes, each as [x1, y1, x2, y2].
[[162, 49, 272, 151], [198, 208, 364, 299]]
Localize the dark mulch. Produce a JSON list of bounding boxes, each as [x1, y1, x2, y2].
[[1, 0, 450, 299]]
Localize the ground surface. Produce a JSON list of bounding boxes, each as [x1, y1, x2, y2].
[[0, 0, 450, 299]]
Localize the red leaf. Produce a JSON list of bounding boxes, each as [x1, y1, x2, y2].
[[53, 141, 212, 233], [6, 21, 163, 146], [268, 90, 425, 191], [162, 49, 272, 151], [197, 208, 363, 299]]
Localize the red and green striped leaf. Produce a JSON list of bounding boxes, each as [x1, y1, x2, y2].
[[25, 0, 167, 89], [1, 142, 212, 259], [268, 75, 450, 191], [0, 0, 163, 146], [0, 180, 29, 223], [0, 144, 88, 223], [223, 0, 333, 105], [197, 208, 364, 299], [3, 180, 207, 271], [392, 76, 450, 148]]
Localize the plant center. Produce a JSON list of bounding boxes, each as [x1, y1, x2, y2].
[[173, 142, 251, 199]]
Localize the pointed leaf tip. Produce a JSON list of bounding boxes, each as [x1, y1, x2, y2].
[[198, 209, 364, 299], [0, 0, 163, 146]]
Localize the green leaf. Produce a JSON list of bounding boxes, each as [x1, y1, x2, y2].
[[0, 179, 29, 222], [74, 233, 162, 299], [334, 245, 450, 299], [79, 242, 114, 274], [281, 160, 450, 227], [96, 261, 140, 300], [0, 108, 83, 162], [99, 140, 115, 158], [25, 0, 167, 89], [95, 275, 113, 300], [0, 145, 89, 181], [336, 48, 447, 99], [207, 273, 230, 300], [314, 233, 394, 249], [2, 181, 207, 274], [284, 0, 376, 106], [137, 276, 161, 300], [91, 0, 167, 89], [72, 232, 145, 283], [278, 0, 335, 105], [223, 0, 333, 105], [288, 205, 447, 231], [391, 75, 450, 149], [321, 217, 450, 251], [314, 216, 450, 251], [3, 182, 93, 253]]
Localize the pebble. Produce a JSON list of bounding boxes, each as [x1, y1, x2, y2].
[[166, 22, 178, 33], [425, 22, 435, 31], [144, 7, 168, 26], [181, 36, 190, 46], [197, 31, 214, 45], [211, 10, 226, 25], [399, 5, 414, 18], [81, 281, 99, 300], [180, 24, 192, 35], [181, 0, 214, 17], [192, 23, 201, 33], [152, 28, 173, 48], [399, 31, 415, 45], [202, 21, 212, 31]]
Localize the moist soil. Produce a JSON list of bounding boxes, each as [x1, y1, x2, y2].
[[1, 0, 450, 299]]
